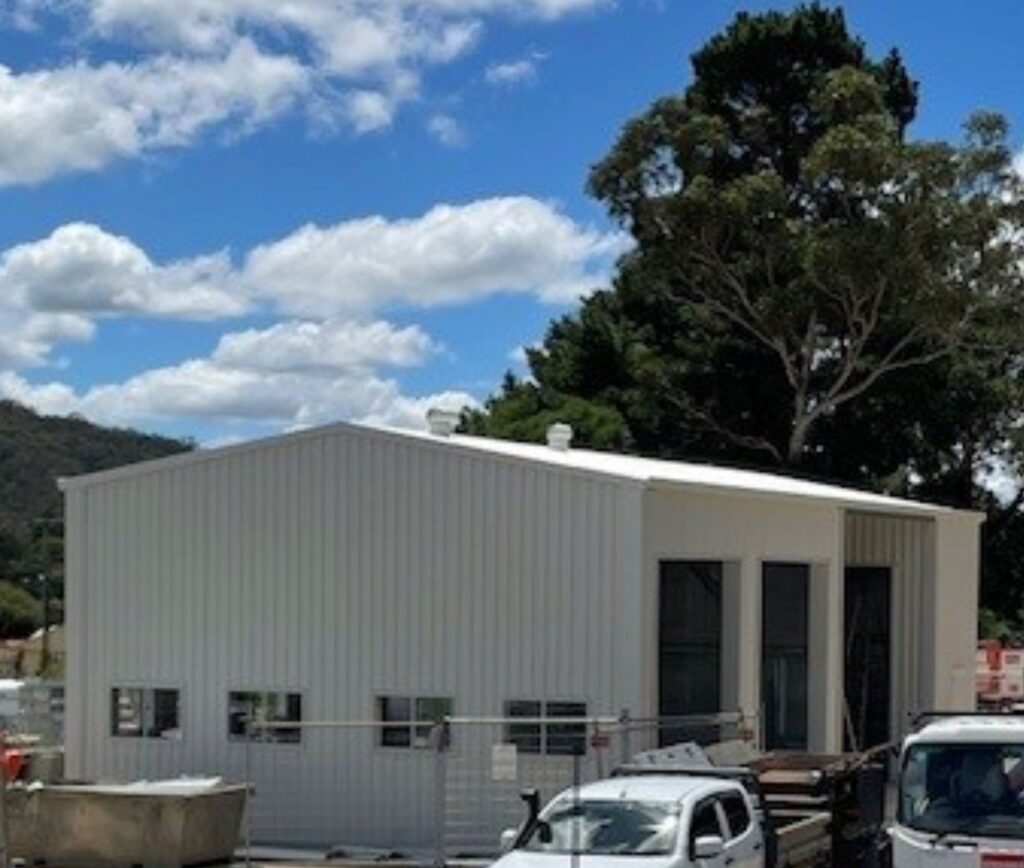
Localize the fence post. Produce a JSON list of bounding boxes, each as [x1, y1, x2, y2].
[[432, 719, 450, 868], [618, 709, 631, 766], [0, 730, 8, 868], [243, 716, 252, 868]]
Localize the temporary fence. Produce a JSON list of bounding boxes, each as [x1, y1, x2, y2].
[[439, 711, 752, 858], [13, 681, 64, 748], [240, 710, 756, 864]]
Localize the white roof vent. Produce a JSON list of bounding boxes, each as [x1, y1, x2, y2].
[[426, 407, 460, 437], [546, 422, 573, 452]]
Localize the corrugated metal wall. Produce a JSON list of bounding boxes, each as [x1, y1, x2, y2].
[[65, 426, 640, 847], [844, 511, 936, 739]]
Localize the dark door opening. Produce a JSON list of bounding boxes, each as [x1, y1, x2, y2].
[[844, 566, 892, 752], [659, 561, 722, 746], [762, 563, 809, 750]]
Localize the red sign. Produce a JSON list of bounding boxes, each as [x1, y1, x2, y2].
[[987, 640, 1004, 671], [982, 852, 1024, 868]]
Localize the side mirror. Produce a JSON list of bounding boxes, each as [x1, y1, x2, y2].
[[521, 788, 541, 822], [500, 829, 518, 851], [693, 835, 725, 860], [538, 821, 553, 844]]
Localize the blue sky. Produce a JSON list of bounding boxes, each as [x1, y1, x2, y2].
[[0, 0, 1021, 445]]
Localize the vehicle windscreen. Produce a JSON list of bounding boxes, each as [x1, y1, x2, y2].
[[902, 743, 1024, 840], [522, 799, 680, 856]]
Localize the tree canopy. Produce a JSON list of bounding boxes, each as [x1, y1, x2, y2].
[[465, 4, 1024, 622], [0, 581, 42, 639]]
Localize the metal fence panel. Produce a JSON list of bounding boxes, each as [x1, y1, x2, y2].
[[441, 711, 753, 859], [442, 717, 617, 857], [12, 680, 64, 747], [238, 711, 756, 863]]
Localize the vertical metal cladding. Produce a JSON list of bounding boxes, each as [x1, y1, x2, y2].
[[64, 427, 634, 846], [844, 510, 935, 739], [63, 426, 971, 846]]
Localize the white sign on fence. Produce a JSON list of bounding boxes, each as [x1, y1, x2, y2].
[[491, 743, 518, 781]]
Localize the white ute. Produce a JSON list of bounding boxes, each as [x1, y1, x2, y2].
[[894, 714, 1024, 867], [492, 774, 765, 868]]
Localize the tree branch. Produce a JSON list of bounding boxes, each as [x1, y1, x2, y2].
[[665, 394, 785, 463]]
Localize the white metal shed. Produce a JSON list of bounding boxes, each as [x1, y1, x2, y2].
[[59, 420, 982, 848]]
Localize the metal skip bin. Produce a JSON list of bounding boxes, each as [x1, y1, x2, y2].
[[5, 778, 248, 868]]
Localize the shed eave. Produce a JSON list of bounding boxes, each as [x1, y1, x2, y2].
[[643, 476, 982, 521]]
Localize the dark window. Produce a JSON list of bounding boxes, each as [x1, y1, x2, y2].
[[690, 800, 723, 846], [111, 687, 143, 737], [659, 561, 723, 745], [762, 563, 809, 750], [153, 690, 179, 736], [844, 567, 892, 751], [546, 701, 587, 756], [378, 695, 451, 748], [379, 696, 412, 747], [506, 700, 542, 753], [111, 687, 180, 739], [721, 793, 751, 839], [505, 700, 587, 755], [228, 691, 303, 744]]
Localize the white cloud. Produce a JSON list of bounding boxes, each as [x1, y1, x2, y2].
[[211, 319, 438, 372], [0, 0, 609, 182], [357, 388, 476, 429], [74, 1, 602, 55], [0, 196, 621, 369], [427, 113, 468, 148], [508, 344, 533, 365], [347, 90, 397, 132], [485, 53, 545, 86], [0, 39, 309, 185], [0, 310, 96, 369], [0, 346, 477, 432], [77, 1, 484, 67], [243, 196, 629, 314], [0, 223, 245, 318]]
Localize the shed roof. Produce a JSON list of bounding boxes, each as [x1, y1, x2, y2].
[[59, 420, 980, 520]]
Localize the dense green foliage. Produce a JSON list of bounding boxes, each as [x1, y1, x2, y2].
[[0, 400, 188, 637], [980, 607, 1016, 642], [466, 5, 1024, 625], [0, 581, 43, 639]]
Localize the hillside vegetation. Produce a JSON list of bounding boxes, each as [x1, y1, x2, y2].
[[0, 400, 189, 637]]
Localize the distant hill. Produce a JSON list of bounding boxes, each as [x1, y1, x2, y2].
[[0, 399, 190, 538], [0, 400, 190, 638]]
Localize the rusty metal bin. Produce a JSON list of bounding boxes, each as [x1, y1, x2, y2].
[[6, 781, 247, 868]]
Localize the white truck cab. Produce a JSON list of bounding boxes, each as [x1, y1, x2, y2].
[[894, 715, 1024, 868], [492, 774, 765, 868]]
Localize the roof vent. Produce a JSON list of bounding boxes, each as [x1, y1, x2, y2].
[[426, 407, 460, 437], [546, 422, 573, 452]]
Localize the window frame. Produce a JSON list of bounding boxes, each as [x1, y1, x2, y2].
[[504, 699, 588, 756], [688, 796, 726, 857], [376, 694, 453, 749], [110, 685, 182, 740], [228, 689, 304, 745], [720, 791, 752, 839]]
